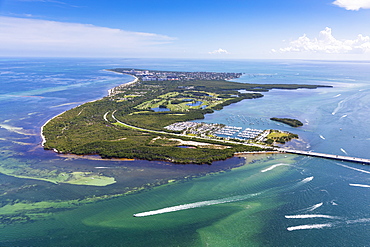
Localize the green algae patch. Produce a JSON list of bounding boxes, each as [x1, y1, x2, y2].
[[0, 163, 116, 186], [58, 171, 116, 186]]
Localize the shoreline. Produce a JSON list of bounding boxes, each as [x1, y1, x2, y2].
[[40, 72, 139, 148], [104, 69, 139, 96], [57, 153, 135, 161], [41, 111, 64, 147]]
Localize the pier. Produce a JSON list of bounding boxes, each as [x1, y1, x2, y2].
[[279, 149, 370, 165]]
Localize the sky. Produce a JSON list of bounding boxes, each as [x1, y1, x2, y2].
[[0, 0, 370, 60]]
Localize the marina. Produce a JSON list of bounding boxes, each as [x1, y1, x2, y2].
[[165, 121, 267, 141]]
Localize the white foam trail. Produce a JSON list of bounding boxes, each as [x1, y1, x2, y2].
[[337, 163, 370, 174], [285, 214, 340, 219], [133, 193, 261, 217], [334, 94, 341, 98], [287, 223, 332, 231], [290, 176, 314, 189], [346, 218, 370, 224], [340, 114, 347, 119], [300, 176, 314, 184], [332, 99, 345, 115], [319, 135, 325, 140], [349, 183, 370, 188], [295, 202, 323, 213], [307, 202, 323, 211], [261, 163, 289, 173], [340, 148, 348, 155]]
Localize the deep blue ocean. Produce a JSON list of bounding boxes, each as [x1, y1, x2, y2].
[[0, 58, 369, 246]]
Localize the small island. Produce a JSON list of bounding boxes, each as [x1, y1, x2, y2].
[[42, 69, 329, 164], [270, 117, 303, 127]]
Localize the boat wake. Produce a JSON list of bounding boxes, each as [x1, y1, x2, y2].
[[336, 163, 370, 174], [285, 214, 340, 219], [289, 176, 314, 190], [261, 163, 289, 173], [287, 217, 370, 231], [287, 223, 333, 231], [293, 202, 324, 214], [349, 183, 370, 188], [307, 202, 323, 211], [299, 176, 314, 184], [346, 218, 370, 224], [332, 99, 346, 115], [133, 193, 261, 217]]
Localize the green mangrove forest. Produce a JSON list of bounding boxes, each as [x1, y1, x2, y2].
[[270, 117, 304, 127]]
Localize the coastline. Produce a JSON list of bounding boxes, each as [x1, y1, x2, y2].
[[40, 73, 139, 148], [41, 111, 64, 147], [104, 69, 139, 96], [108, 75, 138, 96]]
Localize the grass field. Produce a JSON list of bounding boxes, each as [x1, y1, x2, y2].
[[136, 90, 234, 112]]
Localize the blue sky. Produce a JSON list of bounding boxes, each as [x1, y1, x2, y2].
[[1, 0, 370, 59]]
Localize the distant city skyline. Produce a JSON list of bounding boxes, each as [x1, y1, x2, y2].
[[1, 0, 370, 60]]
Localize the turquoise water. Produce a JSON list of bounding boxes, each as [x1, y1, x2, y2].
[[0, 58, 369, 246]]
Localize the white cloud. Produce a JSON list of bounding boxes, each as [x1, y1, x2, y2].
[[208, 48, 229, 55], [332, 0, 370, 10], [276, 27, 370, 54], [0, 16, 175, 57]]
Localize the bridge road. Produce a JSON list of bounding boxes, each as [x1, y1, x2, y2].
[[279, 149, 370, 165]]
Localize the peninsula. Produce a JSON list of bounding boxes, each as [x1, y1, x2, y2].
[[42, 69, 331, 164]]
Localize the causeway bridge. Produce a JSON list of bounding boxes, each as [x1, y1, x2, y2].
[[278, 149, 370, 165]]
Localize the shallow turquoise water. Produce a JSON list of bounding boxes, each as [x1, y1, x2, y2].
[[0, 58, 369, 246]]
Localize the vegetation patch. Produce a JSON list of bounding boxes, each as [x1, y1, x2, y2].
[[265, 130, 299, 144], [0, 163, 116, 186], [270, 117, 303, 127]]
